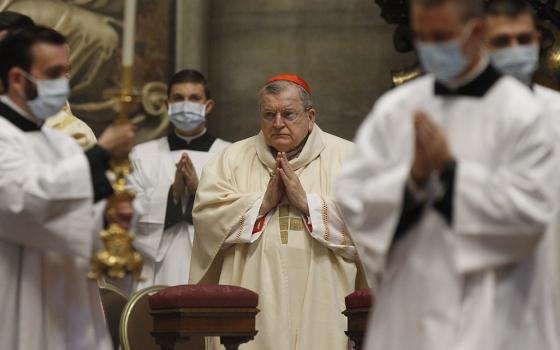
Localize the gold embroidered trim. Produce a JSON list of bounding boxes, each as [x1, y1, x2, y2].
[[289, 217, 305, 231], [236, 215, 246, 242], [281, 231, 288, 244], [279, 204, 290, 244], [321, 197, 330, 241], [279, 205, 290, 217], [341, 226, 349, 246], [279, 217, 289, 231]]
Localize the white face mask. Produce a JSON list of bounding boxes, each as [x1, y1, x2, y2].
[[167, 100, 206, 132], [490, 44, 539, 86], [415, 22, 475, 83], [20, 70, 70, 121]]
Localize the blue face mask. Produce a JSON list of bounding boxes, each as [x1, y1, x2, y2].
[[21, 70, 70, 121], [167, 100, 206, 132], [415, 24, 474, 84], [490, 44, 539, 86]]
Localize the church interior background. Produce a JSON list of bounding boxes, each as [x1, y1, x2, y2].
[[4, 0, 560, 143], [0, 0, 419, 144], [4, 0, 560, 349]]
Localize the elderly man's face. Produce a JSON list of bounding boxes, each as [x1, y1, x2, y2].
[[260, 85, 315, 153]]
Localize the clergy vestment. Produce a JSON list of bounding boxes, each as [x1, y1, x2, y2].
[[129, 131, 229, 291], [534, 84, 560, 303], [190, 125, 367, 350], [45, 103, 97, 150], [335, 65, 560, 350], [0, 97, 113, 350]]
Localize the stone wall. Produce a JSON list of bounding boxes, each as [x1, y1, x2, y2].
[[177, 0, 416, 142]]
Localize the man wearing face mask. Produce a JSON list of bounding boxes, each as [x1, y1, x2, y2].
[[484, 0, 560, 136], [0, 26, 135, 350], [485, 0, 560, 311], [0, 12, 98, 150], [335, 0, 560, 349], [128, 69, 230, 291], [485, 0, 540, 86]]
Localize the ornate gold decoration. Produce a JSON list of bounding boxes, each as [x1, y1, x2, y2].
[[321, 197, 330, 242], [289, 217, 305, 232], [235, 215, 246, 243], [341, 227, 349, 247], [88, 65, 144, 281], [535, 20, 560, 90], [279, 204, 290, 244], [392, 65, 423, 87]]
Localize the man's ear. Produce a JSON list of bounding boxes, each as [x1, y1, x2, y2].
[[307, 108, 316, 131], [205, 99, 215, 115], [8, 67, 26, 96]]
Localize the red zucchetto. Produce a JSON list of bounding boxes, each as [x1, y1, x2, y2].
[[265, 74, 312, 94]]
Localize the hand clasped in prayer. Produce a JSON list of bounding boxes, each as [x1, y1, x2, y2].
[[260, 151, 309, 216], [411, 110, 455, 184], [172, 152, 199, 201]]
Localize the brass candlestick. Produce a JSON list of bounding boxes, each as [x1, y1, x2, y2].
[[88, 65, 144, 281]]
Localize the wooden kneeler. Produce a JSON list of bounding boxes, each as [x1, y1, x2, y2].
[[343, 288, 374, 350], [149, 285, 259, 350]]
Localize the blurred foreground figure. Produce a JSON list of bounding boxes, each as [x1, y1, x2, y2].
[[336, 0, 560, 349], [0, 11, 97, 149], [0, 26, 134, 350], [485, 0, 560, 318]]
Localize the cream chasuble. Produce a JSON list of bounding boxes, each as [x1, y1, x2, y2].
[[190, 125, 367, 350], [45, 103, 97, 150]]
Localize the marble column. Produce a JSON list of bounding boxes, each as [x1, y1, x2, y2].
[[175, 0, 211, 74]]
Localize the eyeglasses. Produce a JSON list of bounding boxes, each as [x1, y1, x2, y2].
[[489, 32, 536, 48], [260, 107, 311, 122]]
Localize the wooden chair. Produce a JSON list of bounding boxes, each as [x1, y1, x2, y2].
[[119, 285, 207, 350], [343, 288, 374, 350], [98, 280, 129, 350], [149, 284, 259, 350]]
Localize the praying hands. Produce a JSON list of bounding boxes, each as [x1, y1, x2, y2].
[[172, 153, 199, 201], [410, 111, 455, 184], [259, 152, 309, 216]]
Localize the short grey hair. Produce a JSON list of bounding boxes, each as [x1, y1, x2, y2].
[[258, 80, 313, 110], [411, 0, 484, 22]]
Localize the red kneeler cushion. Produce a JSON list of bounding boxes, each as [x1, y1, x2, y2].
[[149, 284, 259, 310], [345, 288, 374, 309]]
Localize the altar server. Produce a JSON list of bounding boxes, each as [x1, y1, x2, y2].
[[0, 26, 134, 350], [335, 0, 560, 349], [129, 69, 230, 291]]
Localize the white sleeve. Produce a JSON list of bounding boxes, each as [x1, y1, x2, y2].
[[223, 195, 274, 246], [128, 154, 168, 224], [91, 200, 107, 252], [128, 154, 166, 260], [0, 130, 95, 258], [306, 194, 358, 261], [451, 115, 556, 273], [335, 107, 410, 275]]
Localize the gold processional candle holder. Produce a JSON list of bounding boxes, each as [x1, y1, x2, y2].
[[88, 65, 144, 281]]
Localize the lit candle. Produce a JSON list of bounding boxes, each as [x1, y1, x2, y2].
[[122, 0, 137, 66]]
